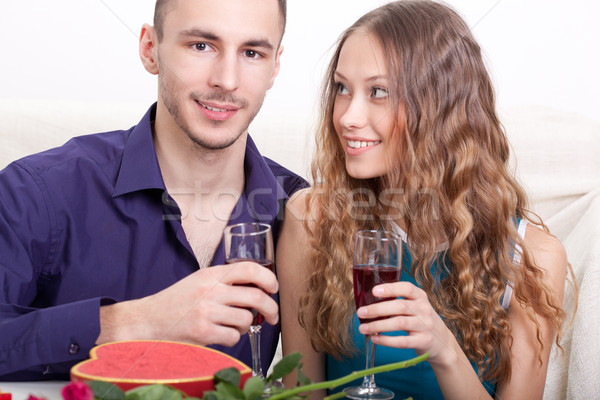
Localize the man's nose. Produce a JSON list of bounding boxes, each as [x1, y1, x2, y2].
[[208, 52, 240, 92]]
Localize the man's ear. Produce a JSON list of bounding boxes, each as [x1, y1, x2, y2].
[[267, 45, 284, 90], [139, 23, 159, 75]]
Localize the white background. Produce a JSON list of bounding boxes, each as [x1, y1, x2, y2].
[[0, 0, 600, 120], [1, 0, 599, 176], [1, 0, 599, 118]]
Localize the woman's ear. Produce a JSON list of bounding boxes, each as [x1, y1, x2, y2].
[[139, 23, 159, 75]]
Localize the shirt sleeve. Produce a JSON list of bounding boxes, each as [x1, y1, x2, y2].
[[0, 162, 102, 378]]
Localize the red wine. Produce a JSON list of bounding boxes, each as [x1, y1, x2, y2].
[[225, 258, 274, 325], [353, 263, 401, 323]]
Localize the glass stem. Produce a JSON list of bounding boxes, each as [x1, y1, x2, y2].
[[249, 325, 264, 378], [367, 335, 377, 388], [359, 335, 376, 388]]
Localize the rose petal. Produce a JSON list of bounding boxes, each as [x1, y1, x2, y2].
[[61, 382, 94, 400]]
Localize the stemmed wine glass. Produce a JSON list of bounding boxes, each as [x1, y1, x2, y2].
[[224, 222, 274, 380], [344, 230, 402, 400]]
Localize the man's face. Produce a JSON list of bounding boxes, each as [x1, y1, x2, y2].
[[153, 0, 283, 150]]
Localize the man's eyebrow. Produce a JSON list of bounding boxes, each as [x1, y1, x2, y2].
[[178, 29, 274, 51], [244, 39, 274, 51], [179, 28, 219, 40], [179, 29, 219, 41]]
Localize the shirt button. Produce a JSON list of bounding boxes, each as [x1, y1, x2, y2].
[[68, 343, 80, 355]]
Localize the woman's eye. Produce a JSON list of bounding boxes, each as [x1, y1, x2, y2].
[[371, 87, 388, 98], [335, 83, 349, 95]]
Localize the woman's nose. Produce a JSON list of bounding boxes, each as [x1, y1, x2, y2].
[[338, 96, 368, 130]]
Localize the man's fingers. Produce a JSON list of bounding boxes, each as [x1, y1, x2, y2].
[[214, 285, 280, 326], [145, 262, 280, 348], [213, 261, 279, 294]]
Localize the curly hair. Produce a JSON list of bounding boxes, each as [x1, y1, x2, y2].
[[298, 0, 570, 384]]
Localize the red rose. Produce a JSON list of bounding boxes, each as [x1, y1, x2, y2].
[[61, 382, 94, 400]]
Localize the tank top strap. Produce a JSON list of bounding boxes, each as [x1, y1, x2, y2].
[[501, 218, 528, 309]]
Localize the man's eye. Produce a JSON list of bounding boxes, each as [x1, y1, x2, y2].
[[194, 42, 208, 51], [245, 50, 260, 59]]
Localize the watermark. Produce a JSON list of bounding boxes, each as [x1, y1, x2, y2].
[[161, 183, 441, 223]]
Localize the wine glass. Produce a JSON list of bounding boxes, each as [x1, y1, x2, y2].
[[344, 230, 402, 400], [224, 222, 274, 380]]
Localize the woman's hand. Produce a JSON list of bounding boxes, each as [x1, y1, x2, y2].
[[356, 281, 457, 367]]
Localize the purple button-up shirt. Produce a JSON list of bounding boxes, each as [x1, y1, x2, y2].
[[0, 104, 307, 380]]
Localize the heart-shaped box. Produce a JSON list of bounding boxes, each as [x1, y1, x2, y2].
[[70, 340, 251, 396]]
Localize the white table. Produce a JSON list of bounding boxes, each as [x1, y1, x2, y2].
[[0, 382, 65, 400]]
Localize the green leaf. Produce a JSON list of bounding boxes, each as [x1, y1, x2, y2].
[[200, 392, 219, 400], [268, 352, 303, 382], [295, 363, 312, 387], [242, 376, 266, 400], [88, 381, 125, 400], [214, 381, 245, 399], [124, 384, 183, 400], [214, 367, 241, 387]]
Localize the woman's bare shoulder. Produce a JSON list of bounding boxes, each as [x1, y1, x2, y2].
[[285, 187, 319, 224], [524, 223, 567, 280], [278, 188, 316, 275]]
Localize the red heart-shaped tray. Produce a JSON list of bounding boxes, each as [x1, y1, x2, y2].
[[70, 340, 251, 396]]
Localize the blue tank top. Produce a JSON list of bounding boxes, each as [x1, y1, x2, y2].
[[325, 219, 528, 399]]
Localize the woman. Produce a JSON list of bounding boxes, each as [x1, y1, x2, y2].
[[277, 1, 574, 399]]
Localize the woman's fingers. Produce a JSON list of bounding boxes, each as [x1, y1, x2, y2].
[[372, 281, 427, 300]]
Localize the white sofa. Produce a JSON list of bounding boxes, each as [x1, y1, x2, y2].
[[1, 99, 598, 399], [500, 106, 600, 400]]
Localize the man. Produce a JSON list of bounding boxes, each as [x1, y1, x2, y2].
[[0, 0, 306, 380]]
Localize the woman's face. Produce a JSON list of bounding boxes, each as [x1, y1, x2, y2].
[[333, 29, 401, 180]]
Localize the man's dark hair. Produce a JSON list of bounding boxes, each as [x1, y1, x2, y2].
[[153, 0, 287, 42]]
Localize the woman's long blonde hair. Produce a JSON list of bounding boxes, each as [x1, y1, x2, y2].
[[298, 0, 569, 384]]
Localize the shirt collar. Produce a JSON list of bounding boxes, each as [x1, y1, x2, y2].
[[113, 103, 290, 219], [237, 135, 289, 224], [113, 104, 165, 197]]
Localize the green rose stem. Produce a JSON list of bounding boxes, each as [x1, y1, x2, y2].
[[267, 353, 429, 400]]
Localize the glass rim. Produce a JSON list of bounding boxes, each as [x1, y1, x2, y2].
[[355, 229, 401, 241], [225, 222, 272, 237]]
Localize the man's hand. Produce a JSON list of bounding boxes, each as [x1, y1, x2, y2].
[[97, 261, 279, 347]]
